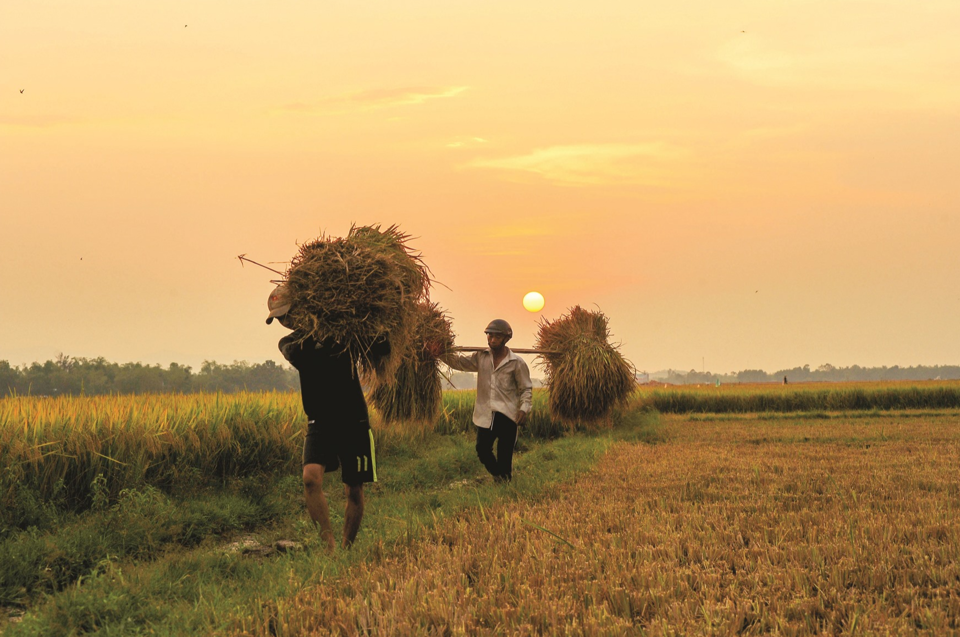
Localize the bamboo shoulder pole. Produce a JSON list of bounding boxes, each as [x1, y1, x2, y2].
[[450, 346, 558, 354]]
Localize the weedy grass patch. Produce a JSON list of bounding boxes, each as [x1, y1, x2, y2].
[[0, 478, 296, 608]]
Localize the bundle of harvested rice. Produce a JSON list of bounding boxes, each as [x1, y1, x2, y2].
[[369, 301, 455, 424], [282, 224, 430, 377], [348, 225, 430, 303], [534, 305, 636, 425]]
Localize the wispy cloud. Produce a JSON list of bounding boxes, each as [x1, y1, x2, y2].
[[455, 220, 576, 257], [466, 143, 689, 187], [447, 136, 488, 148], [715, 24, 960, 102], [277, 86, 469, 115]]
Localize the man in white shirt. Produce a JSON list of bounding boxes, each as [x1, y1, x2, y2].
[[441, 319, 533, 482]]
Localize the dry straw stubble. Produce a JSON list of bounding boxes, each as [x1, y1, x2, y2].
[[258, 414, 960, 636]]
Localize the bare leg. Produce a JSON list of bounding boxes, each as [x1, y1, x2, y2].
[[343, 484, 364, 548], [303, 464, 335, 552]]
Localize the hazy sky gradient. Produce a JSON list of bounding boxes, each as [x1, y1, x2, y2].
[[3, 0, 959, 374]]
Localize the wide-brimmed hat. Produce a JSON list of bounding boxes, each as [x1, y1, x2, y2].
[[265, 284, 292, 325]]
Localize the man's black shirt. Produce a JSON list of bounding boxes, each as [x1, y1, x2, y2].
[[279, 333, 367, 423]]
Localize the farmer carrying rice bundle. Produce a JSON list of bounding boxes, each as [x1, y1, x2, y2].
[[260, 224, 440, 551], [440, 319, 533, 483]]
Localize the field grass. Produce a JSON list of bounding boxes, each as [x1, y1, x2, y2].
[[250, 411, 960, 636]]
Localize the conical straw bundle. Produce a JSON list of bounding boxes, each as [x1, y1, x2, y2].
[[282, 224, 431, 378], [535, 306, 636, 426], [369, 301, 455, 424]]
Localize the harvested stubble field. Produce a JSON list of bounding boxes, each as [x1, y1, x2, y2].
[[253, 411, 960, 636]]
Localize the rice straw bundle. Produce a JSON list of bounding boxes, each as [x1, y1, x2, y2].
[[534, 305, 636, 425], [369, 302, 455, 424], [348, 225, 430, 304], [282, 224, 431, 378]]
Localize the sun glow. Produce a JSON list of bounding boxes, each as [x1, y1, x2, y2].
[[522, 291, 545, 313]]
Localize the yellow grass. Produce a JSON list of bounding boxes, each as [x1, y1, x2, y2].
[[250, 412, 960, 636]]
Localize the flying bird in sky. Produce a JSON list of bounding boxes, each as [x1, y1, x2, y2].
[[20, 89, 24, 93]]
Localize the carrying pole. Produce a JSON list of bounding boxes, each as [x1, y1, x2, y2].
[[451, 346, 558, 355]]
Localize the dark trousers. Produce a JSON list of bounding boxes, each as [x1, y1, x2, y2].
[[476, 412, 519, 481]]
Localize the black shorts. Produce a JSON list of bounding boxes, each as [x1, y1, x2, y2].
[[302, 417, 377, 486]]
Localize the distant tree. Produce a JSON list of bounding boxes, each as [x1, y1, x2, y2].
[[737, 369, 771, 383], [775, 365, 811, 383], [246, 360, 297, 392], [165, 362, 194, 393], [0, 360, 20, 396]]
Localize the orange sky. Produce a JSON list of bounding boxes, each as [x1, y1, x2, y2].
[[3, 0, 959, 375]]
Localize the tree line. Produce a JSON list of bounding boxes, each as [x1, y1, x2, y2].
[[0, 354, 298, 396], [4, 355, 959, 396], [657, 363, 960, 385]]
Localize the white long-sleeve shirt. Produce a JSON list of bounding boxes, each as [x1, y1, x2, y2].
[[442, 348, 534, 429]]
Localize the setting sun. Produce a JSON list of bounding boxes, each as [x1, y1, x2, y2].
[[523, 291, 545, 313]]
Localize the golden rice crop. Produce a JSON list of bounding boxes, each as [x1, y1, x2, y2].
[[0, 393, 305, 522], [283, 224, 431, 380], [535, 305, 636, 427]]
